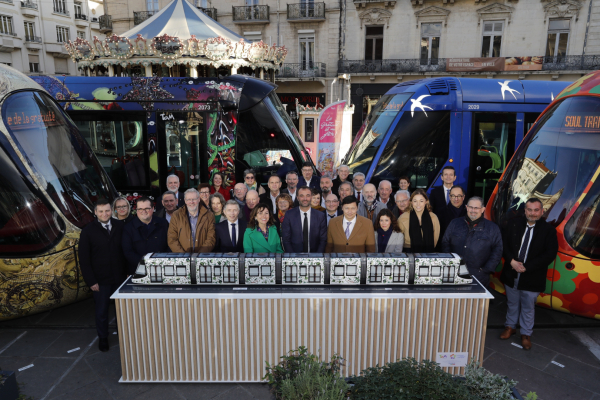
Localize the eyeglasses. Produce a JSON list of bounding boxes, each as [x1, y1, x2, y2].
[[185, 198, 200, 202], [450, 195, 464, 199], [467, 206, 483, 210], [137, 207, 153, 212], [115, 205, 128, 210], [245, 176, 255, 180]]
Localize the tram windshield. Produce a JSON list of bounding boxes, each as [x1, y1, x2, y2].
[[2, 91, 114, 229], [564, 176, 600, 258], [346, 93, 413, 175], [493, 96, 600, 228]]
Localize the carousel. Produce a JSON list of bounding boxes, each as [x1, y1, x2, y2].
[[64, 0, 287, 79]]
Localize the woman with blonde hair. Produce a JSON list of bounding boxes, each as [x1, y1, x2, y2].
[[397, 189, 440, 253], [112, 196, 134, 224]]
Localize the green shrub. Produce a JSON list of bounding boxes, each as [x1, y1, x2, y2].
[[464, 360, 517, 400], [348, 358, 477, 400], [264, 346, 346, 399]]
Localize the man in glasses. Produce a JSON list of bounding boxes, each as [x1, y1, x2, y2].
[[122, 196, 170, 275], [392, 190, 410, 219], [282, 171, 300, 206], [439, 185, 467, 241], [441, 196, 502, 289], [324, 193, 342, 226], [198, 183, 211, 209], [168, 188, 216, 252], [298, 161, 321, 191]]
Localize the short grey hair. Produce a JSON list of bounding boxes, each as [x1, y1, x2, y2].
[[353, 172, 365, 180], [166, 175, 180, 185], [338, 164, 349, 171], [162, 190, 177, 200], [378, 180, 392, 189], [467, 196, 485, 208], [112, 196, 130, 218], [224, 199, 241, 211], [395, 190, 410, 200], [339, 181, 354, 194], [184, 188, 200, 199]]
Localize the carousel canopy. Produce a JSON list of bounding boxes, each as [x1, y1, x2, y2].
[[121, 0, 242, 42], [65, 0, 287, 72]]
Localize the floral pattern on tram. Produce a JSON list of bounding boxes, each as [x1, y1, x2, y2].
[[244, 255, 276, 285], [366, 257, 409, 285], [329, 257, 362, 285]]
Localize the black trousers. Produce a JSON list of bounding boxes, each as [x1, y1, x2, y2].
[[92, 283, 120, 339]]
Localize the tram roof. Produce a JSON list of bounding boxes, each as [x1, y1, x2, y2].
[[387, 77, 570, 106]]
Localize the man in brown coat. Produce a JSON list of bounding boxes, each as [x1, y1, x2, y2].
[[326, 195, 376, 253], [168, 188, 216, 252]]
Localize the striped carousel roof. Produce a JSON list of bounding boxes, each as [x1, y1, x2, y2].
[[120, 0, 243, 42]]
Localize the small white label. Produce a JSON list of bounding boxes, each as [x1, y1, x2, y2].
[[113, 332, 117, 335], [385, 288, 392, 290], [511, 342, 523, 349], [18, 364, 34, 371], [67, 347, 80, 353], [436, 352, 468, 367], [551, 361, 565, 368], [233, 287, 247, 290]]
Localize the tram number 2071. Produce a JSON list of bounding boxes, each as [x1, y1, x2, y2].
[[468, 104, 480, 110]]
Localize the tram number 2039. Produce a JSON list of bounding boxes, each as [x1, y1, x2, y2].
[[468, 104, 480, 110]]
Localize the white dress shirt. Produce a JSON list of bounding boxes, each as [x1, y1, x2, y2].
[[519, 223, 536, 263], [227, 219, 240, 245], [288, 188, 297, 202], [343, 216, 357, 237], [326, 211, 338, 226], [270, 192, 279, 212], [300, 207, 311, 252], [166, 213, 172, 223], [102, 220, 112, 233]]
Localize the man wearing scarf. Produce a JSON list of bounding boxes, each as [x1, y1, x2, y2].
[[358, 183, 387, 225], [441, 196, 502, 288]]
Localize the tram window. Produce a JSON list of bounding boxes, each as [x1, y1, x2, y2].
[[237, 94, 309, 185], [370, 111, 450, 189], [525, 113, 540, 133], [2, 91, 113, 229], [74, 119, 147, 189], [471, 113, 516, 203], [564, 177, 600, 258], [347, 93, 413, 176], [494, 96, 600, 227]]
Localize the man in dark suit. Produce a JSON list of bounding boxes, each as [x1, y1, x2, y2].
[[78, 199, 128, 352], [259, 175, 282, 214], [215, 200, 247, 252], [281, 171, 300, 207], [332, 164, 352, 195], [281, 186, 327, 253], [155, 190, 178, 223], [122, 197, 170, 273], [298, 161, 321, 191], [324, 193, 342, 226], [439, 185, 467, 236], [377, 180, 395, 210], [157, 175, 185, 211], [429, 166, 457, 216], [242, 190, 260, 222], [499, 198, 558, 350]]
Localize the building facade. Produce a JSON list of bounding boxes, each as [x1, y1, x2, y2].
[[0, 0, 107, 76]]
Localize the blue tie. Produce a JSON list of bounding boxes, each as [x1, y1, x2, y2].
[[231, 223, 237, 248]]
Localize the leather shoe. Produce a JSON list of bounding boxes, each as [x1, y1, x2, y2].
[[521, 335, 532, 350], [499, 326, 516, 340], [99, 337, 109, 352]]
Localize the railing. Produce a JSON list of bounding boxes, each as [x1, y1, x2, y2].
[[134, 10, 158, 25], [99, 15, 112, 31], [276, 62, 326, 78], [0, 31, 17, 36], [541, 55, 600, 71], [287, 2, 325, 20], [197, 7, 217, 20], [74, 13, 87, 20], [232, 5, 269, 22], [0, 0, 13, 4], [25, 36, 42, 42], [53, 7, 70, 16], [20, 1, 37, 9], [338, 58, 447, 74]]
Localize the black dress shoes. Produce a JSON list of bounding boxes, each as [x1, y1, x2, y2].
[[99, 337, 109, 352]]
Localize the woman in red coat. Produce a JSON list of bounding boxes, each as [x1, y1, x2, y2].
[[210, 172, 231, 200]]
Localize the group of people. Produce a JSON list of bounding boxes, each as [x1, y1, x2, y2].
[[79, 163, 558, 353]]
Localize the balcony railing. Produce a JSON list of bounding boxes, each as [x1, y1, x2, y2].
[[353, 0, 396, 7], [197, 7, 217, 20], [232, 5, 269, 22], [541, 55, 600, 71], [134, 10, 158, 25], [276, 62, 326, 78], [338, 58, 447, 74], [287, 2, 325, 20], [25, 36, 42, 42], [20, 1, 37, 9], [53, 7, 70, 16], [74, 13, 87, 20], [99, 15, 112, 31]]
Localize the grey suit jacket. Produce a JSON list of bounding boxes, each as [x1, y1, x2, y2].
[[374, 231, 404, 253], [358, 202, 388, 224]]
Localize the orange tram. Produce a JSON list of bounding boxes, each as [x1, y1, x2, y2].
[[486, 70, 600, 320]]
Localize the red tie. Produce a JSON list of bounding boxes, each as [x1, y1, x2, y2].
[[357, 192, 361, 201]]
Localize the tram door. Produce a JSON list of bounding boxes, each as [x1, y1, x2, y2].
[[159, 111, 206, 190], [469, 113, 516, 204]]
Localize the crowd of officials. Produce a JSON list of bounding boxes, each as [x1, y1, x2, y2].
[[79, 162, 558, 354]]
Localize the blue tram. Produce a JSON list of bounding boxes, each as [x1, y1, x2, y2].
[[343, 77, 571, 202]]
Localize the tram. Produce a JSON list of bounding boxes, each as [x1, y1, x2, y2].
[[31, 75, 315, 200], [0, 65, 117, 321], [343, 77, 570, 203], [486, 71, 600, 320]]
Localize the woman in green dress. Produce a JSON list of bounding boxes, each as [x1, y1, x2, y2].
[[243, 203, 284, 253]]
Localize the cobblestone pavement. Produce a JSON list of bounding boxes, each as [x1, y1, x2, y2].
[[0, 289, 599, 400]]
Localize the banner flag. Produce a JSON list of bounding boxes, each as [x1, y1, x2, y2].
[[316, 100, 347, 177]]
